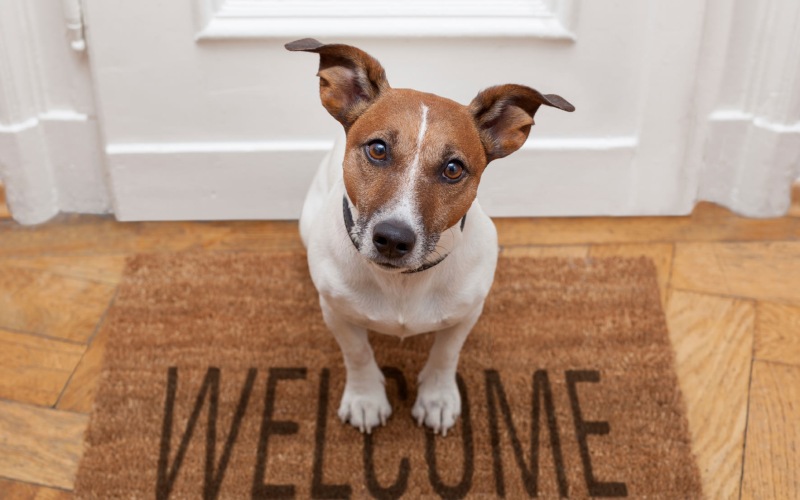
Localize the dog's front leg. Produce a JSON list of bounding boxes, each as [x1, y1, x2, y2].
[[413, 305, 483, 436], [320, 298, 391, 433]]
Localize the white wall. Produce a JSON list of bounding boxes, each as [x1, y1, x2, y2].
[[0, 0, 109, 225], [0, 0, 798, 224]]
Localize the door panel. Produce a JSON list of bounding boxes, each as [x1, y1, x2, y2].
[[83, 0, 705, 220]]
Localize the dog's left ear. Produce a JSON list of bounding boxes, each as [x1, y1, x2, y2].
[[286, 38, 390, 130], [469, 84, 574, 162]]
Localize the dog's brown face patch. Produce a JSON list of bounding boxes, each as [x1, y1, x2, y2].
[[286, 39, 574, 270], [342, 88, 487, 263]]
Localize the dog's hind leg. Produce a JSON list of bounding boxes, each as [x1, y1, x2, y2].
[[320, 298, 392, 433]]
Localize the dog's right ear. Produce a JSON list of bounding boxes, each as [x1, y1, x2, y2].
[[286, 38, 390, 130]]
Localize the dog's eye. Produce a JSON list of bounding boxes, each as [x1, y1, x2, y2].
[[366, 140, 388, 162], [442, 160, 465, 182]]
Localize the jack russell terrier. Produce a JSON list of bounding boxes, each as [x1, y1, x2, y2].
[[287, 39, 574, 435]]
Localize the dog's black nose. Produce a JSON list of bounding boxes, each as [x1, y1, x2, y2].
[[372, 220, 416, 258]]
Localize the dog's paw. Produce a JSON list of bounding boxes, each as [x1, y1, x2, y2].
[[337, 382, 392, 434], [412, 370, 461, 436]]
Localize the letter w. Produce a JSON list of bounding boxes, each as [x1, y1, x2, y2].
[[156, 367, 257, 500], [485, 369, 568, 497]]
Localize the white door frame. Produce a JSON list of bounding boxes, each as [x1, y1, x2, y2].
[[692, 0, 800, 217], [0, 0, 109, 225]]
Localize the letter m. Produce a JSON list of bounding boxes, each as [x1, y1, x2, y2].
[[485, 369, 568, 497]]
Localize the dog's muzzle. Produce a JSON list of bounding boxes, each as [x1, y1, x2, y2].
[[342, 196, 465, 274]]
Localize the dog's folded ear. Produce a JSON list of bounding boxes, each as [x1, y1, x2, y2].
[[469, 84, 574, 162], [286, 38, 390, 129]]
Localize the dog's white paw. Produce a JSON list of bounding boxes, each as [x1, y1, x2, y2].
[[337, 382, 392, 434], [412, 370, 461, 436]]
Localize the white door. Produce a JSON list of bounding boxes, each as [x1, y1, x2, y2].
[[75, 0, 701, 220], [2, 0, 797, 224], [67, 0, 797, 220]]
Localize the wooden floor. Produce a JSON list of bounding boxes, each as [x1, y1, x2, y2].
[[0, 185, 798, 499]]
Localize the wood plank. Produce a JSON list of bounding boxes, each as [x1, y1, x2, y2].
[[0, 265, 115, 342], [0, 215, 304, 258], [665, 290, 754, 500], [789, 182, 799, 218], [500, 244, 588, 258], [741, 361, 800, 499], [5, 254, 127, 285], [0, 329, 85, 406], [57, 324, 109, 414], [0, 401, 87, 490], [494, 202, 800, 246], [0, 183, 10, 220], [755, 302, 800, 366], [0, 478, 72, 499], [1, 200, 798, 257], [671, 242, 800, 304], [589, 243, 673, 305]]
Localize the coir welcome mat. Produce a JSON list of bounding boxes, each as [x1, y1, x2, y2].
[[75, 253, 701, 499]]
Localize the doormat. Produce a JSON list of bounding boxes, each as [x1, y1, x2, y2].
[[75, 253, 701, 499]]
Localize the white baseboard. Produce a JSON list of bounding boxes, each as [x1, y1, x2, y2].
[[0, 113, 110, 224], [701, 111, 800, 217], [108, 141, 331, 221], [107, 136, 645, 221], [481, 139, 637, 217], [0, 120, 59, 225]]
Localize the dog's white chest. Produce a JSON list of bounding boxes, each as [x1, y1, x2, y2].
[[322, 278, 470, 338], [303, 161, 498, 340]]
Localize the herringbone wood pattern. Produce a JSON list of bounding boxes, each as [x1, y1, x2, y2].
[[0, 183, 798, 498]]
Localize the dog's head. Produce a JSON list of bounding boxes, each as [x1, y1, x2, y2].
[[287, 39, 574, 272]]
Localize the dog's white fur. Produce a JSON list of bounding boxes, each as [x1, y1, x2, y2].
[[300, 126, 498, 435], [287, 37, 573, 435]]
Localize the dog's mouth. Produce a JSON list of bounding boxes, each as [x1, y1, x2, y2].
[[368, 248, 450, 274], [368, 255, 416, 272]]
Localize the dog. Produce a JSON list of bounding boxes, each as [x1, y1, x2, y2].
[[286, 38, 574, 435]]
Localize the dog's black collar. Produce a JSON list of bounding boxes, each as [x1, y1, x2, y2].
[[342, 196, 466, 274]]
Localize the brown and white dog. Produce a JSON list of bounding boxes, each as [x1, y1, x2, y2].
[[287, 39, 574, 435]]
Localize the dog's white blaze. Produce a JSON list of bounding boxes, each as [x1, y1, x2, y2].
[[409, 104, 429, 182], [393, 104, 429, 228], [365, 103, 430, 264]]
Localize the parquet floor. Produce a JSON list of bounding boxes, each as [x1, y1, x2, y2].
[[0, 184, 798, 499]]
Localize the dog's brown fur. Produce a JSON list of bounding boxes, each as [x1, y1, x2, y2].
[[286, 38, 574, 237], [344, 89, 486, 234]]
